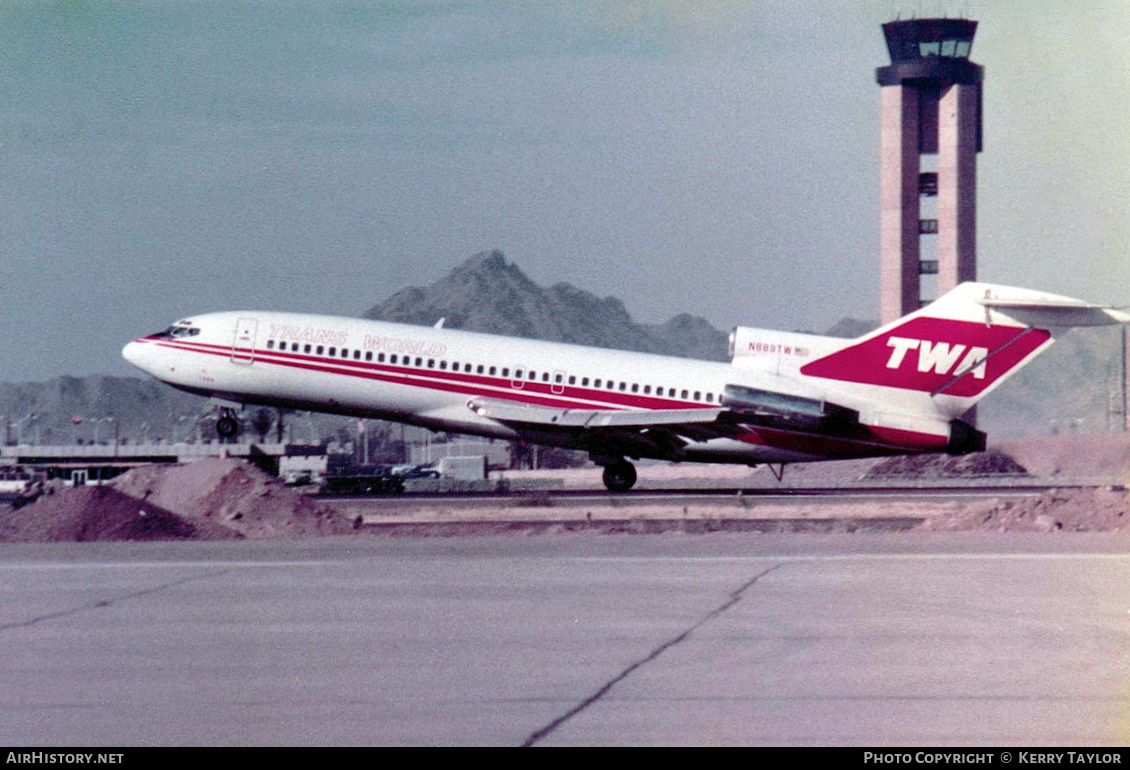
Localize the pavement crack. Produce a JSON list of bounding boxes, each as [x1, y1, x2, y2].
[[521, 562, 785, 747], [0, 569, 230, 633]]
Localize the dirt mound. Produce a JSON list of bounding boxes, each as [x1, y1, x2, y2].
[[996, 433, 1130, 483], [110, 458, 356, 539], [864, 450, 1028, 480], [923, 486, 1130, 532], [0, 485, 236, 542], [0, 459, 356, 542]]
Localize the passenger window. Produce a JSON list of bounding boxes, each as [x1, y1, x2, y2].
[[292, 343, 299, 352], [594, 379, 602, 388], [304, 344, 312, 354], [317, 346, 324, 355], [706, 393, 714, 403], [266, 340, 274, 350], [568, 376, 576, 385], [390, 355, 398, 364], [415, 357, 422, 367], [328, 347, 336, 356], [681, 389, 688, 399], [477, 365, 484, 374], [582, 378, 589, 387], [440, 361, 447, 370], [631, 384, 638, 393], [644, 385, 651, 395], [694, 391, 701, 401], [428, 359, 435, 368], [367, 352, 374, 362], [528, 370, 536, 380]]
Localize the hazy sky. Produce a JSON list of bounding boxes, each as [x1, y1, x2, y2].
[[2, 0, 1128, 381]]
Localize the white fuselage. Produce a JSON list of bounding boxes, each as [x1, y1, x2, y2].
[[122, 310, 946, 465]]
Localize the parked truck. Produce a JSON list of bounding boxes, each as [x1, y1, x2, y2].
[[319, 463, 405, 495]]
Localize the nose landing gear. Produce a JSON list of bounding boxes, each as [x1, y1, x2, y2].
[[216, 408, 240, 439]]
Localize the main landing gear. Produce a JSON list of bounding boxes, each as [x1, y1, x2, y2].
[[601, 459, 637, 493], [215, 407, 240, 439]]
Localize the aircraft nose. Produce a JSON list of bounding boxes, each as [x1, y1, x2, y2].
[[121, 340, 147, 370]]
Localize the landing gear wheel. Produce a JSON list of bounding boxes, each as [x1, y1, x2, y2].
[[602, 460, 637, 493], [216, 415, 239, 439]]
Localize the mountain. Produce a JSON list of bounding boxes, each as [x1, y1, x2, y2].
[[1, 251, 734, 445], [363, 250, 731, 361], [0, 375, 204, 445]]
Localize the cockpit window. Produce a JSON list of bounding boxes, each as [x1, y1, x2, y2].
[[152, 324, 201, 339]]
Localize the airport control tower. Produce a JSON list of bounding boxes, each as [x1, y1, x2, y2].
[[877, 19, 983, 324]]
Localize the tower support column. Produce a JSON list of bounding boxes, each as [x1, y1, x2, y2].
[[936, 83, 979, 294], [879, 86, 922, 323]]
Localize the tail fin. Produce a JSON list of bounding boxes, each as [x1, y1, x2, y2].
[[800, 283, 1128, 416]]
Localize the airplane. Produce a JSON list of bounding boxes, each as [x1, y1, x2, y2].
[[122, 282, 1128, 492]]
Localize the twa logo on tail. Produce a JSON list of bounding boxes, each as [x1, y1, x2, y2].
[[801, 317, 1051, 397], [885, 337, 988, 379]]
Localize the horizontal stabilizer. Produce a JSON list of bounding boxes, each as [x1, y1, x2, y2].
[[978, 296, 1130, 327]]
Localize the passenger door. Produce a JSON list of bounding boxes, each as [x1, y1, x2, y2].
[[231, 318, 258, 365]]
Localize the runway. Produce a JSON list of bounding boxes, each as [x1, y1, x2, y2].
[[1, 534, 1128, 746]]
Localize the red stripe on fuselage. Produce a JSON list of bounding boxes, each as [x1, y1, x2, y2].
[[140, 337, 705, 413]]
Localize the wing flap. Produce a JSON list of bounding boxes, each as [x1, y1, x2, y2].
[[467, 397, 722, 430], [467, 397, 734, 458]]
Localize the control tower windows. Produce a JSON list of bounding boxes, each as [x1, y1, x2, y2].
[[919, 39, 971, 58]]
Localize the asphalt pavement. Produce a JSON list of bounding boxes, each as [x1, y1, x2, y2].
[[0, 533, 1127, 746]]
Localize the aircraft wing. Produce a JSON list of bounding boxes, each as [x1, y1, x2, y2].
[[466, 397, 731, 450]]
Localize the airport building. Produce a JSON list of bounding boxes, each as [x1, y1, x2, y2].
[[877, 18, 983, 324]]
